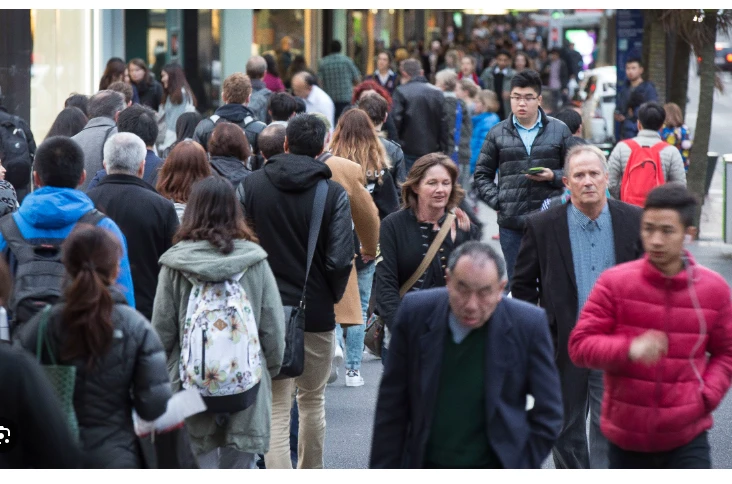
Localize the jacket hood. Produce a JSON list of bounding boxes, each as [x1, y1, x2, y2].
[[263, 153, 332, 192], [214, 103, 255, 124], [18, 187, 96, 229], [210, 155, 249, 174], [159, 239, 268, 281]]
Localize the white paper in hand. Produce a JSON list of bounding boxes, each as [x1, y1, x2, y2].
[[134, 388, 207, 437]]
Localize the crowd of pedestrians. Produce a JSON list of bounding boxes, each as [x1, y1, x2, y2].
[[0, 16, 729, 471]]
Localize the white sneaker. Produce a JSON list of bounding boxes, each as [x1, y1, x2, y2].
[[329, 345, 344, 384], [345, 369, 364, 387]]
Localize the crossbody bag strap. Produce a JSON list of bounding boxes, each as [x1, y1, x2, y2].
[[399, 210, 456, 298], [299, 179, 329, 308]]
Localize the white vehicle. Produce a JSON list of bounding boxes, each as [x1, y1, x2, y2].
[[579, 66, 617, 148]]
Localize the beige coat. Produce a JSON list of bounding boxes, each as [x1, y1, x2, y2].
[[325, 154, 380, 326]]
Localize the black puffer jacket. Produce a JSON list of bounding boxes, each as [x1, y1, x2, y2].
[[473, 107, 573, 231], [15, 289, 172, 468], [391, 77, 448, 157]]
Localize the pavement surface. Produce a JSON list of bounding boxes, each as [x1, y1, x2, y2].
[[322, 62, 732, 469]]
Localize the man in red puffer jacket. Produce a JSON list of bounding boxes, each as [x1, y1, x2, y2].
[[569, 183, 732, 469]]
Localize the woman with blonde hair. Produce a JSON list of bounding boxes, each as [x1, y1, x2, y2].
[[328, 108, 400, 386], [661, 102, 692, 171]]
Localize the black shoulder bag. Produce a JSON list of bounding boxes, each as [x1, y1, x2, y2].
[[275, 178, 328, 379]]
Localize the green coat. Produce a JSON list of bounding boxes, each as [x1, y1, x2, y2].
[[151, 239, 285, 455]]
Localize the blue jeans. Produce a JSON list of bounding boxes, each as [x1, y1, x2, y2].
[[335, 262, 375, 371], [499, 227, 524, 293]]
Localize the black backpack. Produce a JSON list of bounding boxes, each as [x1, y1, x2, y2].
[[210, 114, 266, 154], [0, 209, 106, 330], [0, 112, 33, 201]]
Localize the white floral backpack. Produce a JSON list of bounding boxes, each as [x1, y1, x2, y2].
[[180, 272, 262, 413]]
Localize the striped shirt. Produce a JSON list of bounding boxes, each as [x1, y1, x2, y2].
[[567, 202, 615, 315]]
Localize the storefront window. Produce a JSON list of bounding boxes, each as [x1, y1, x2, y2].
[[30, 9, 96, 141], [253, 9, 305, 80]]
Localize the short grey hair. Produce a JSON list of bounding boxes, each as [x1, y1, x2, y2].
[[88, 90, 126, 120], [435, 69, 458, 92], [563, 144, 608, 174], [400, 58, 422, 78], [246, 55, 267, 79], [447, 241, 506, 280], [103, 132, 146, 175]]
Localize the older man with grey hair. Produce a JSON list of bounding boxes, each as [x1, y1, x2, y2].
[[71, 90, 126, 190], [247, 55, 272, 123], [512, 143, 644, 469], [392, 58, 448, 172], [87, 132, 179, 320]]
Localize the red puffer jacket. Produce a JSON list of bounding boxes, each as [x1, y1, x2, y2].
[[568, 252, 732, 452]]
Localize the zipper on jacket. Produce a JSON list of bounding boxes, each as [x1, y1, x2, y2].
[[653, 279, 672, 437]]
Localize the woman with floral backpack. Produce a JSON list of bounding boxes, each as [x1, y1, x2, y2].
[[152, 177, 285, 469]]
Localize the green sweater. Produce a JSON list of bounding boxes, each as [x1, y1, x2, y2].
[[423, 322, 502, 469]]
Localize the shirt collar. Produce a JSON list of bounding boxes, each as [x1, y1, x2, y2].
[[569, 201, 610, 230], [448, 311, 474, 344], [513, 114, 542, 131]]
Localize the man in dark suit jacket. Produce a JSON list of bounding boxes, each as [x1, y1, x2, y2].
[[370, 241, 563, 469], [512, 144, 644, 469]]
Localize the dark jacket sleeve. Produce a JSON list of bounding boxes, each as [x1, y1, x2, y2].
[[375, 216, 401, 330], [552, 124, 573, 189], [472, 128, 500, 209], [384, 115, 399, 144], [164, 202, 180, 253], [325, 188, 355, 303], [19, 117, 37, 158], [512, 220, 542, 306], [524, 308, 564, 468], [439, 99, 449, 154], [369, 298, 412, 468], [131, 316, 173, 421], [3, 344, 82, 468], [391, 89, 406, 140], [387, 141, 407, 186]]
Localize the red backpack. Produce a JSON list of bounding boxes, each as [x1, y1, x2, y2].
[[619, 139, 666, 207]]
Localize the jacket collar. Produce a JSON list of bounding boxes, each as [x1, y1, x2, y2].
[[641, 250, 696, 291], [85, 116, 116, 128], [97, 173, 156, 192]]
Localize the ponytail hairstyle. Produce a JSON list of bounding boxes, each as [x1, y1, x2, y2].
[[61, 224, 122, 369]]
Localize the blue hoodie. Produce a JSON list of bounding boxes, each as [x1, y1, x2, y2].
[[470, 111, 500, 173], [0, 186, 135, 307]]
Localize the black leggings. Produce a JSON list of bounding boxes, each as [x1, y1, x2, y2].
[[609, 432, 711, 469]]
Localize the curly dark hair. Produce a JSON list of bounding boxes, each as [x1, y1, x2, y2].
[[174, 177, 258, 254]]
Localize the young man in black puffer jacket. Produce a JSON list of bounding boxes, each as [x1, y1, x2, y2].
[[473, 70, 573, 291]]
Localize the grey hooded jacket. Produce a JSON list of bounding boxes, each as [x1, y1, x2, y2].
[[152, 239, 285, 455]]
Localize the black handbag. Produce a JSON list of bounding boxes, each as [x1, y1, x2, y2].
[[275, 178, 329, 379]]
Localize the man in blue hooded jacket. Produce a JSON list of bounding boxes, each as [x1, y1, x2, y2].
[[0, 136, 135, 324]]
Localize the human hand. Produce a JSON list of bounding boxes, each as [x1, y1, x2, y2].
[[526, 168, 555, 183], [455, 208, 471, 232], [361, 254, 376, 263], [614, 112, 625, 123], [629, 330, 668, 365]]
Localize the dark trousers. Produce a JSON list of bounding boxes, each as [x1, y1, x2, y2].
[[334, 102, 350, 123], [499, 227, 524, 293], [552, 367, 609, 468], [609, 432, 710, 469]]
